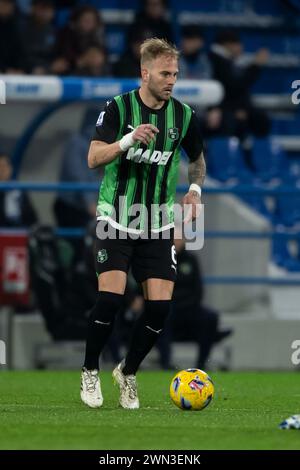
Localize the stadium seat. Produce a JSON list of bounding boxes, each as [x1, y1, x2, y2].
[[271, 114, 300, 137], [272, 234, 300, 271], [251, 68, 297, 95], [207, 138, 272, 217], [274, 181, 300, 226], [241, 187, 271, 220], [251, 137, 287, 182], [207, 137, 252, 183]]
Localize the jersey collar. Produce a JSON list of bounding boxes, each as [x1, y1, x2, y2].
[[135, 89, 170, 113]]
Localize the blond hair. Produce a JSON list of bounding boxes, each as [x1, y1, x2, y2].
[[140, 38, 179, 65]]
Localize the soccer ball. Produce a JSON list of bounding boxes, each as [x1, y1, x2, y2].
[[170, 368, 214, 411]]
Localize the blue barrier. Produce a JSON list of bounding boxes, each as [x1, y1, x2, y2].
[[1, 181, 300, 195], [204, 231, 300, 240], [1, 76, 223, 105], [0, 182, 100, 192], [1, 227, 299, 241]]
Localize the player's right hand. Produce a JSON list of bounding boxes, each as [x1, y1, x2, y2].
[[132, 124, 159, 146]]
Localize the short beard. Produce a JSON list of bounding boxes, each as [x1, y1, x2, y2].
[[148, 81, 168, 102]]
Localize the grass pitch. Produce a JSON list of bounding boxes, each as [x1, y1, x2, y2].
[[0, 371, 299, 450]]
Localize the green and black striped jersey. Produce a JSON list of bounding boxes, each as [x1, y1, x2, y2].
[[93, 88, 203, 233]]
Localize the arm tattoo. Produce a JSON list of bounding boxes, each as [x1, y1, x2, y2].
[[188, 152, 206, 187]]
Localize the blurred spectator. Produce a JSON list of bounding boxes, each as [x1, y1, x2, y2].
[[208, 30, 271, 139], [113, 29, 148, 78], [29, 224, 90, 340], [0, 0, 26, 73], [20, 0, 56, 74], [128, 0, 174, 44], [0, 152, 38, 227], [73, 43, 110, 77], [178, 26, 212, 142], [167, 229, 233, 370], [51, 5, 105, 75], [16, 0, 32, 14], [179, 26, 212, 79], [53, 108, 102, 259], [29, 224, 144, 347], [53, 110, 101, 228]]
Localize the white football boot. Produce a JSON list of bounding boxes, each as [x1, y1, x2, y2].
[[80, 367, 103, 408], [112, 361, 139, 409]]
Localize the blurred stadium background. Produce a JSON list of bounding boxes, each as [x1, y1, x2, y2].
[[1, 0, 300, 375]]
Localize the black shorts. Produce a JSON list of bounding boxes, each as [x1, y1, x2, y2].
[[94, 224, 177, 283]]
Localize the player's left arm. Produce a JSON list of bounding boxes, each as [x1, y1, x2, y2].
[[188, 151, 206, 189], [180, 110, 206, 222], [182, 152, 206, 223]]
